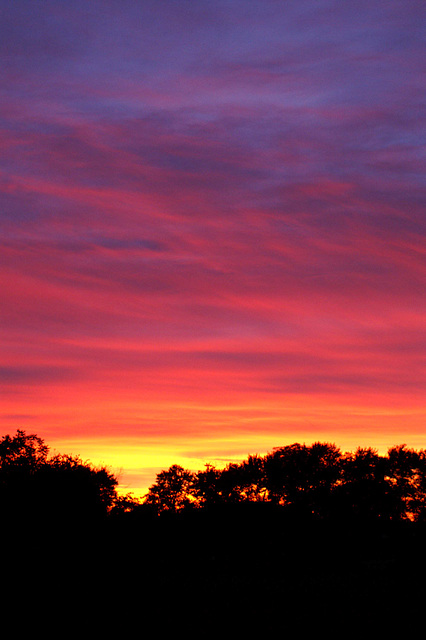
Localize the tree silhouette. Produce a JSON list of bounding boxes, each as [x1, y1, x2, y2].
[[415, 450, 426, 522], [0, 429, 49, 470], [263, 442, 342, 516], [334, 447, 399, 522], [386, 445, 424, 520], [193, 463, 222, 506], [0, 430, 118, 526], [238, 454, 268, 502], [4, 429, 426, 530], [192, 456, 267, 507], [144, 464, 195, 513], [0, 430, 50, 521], [36, 453, 118, 521], [214, 462, 248, 503], [0, 430, 424, 634]]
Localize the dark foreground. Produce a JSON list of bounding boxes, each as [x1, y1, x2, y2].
[[3, 505, 425, 636]]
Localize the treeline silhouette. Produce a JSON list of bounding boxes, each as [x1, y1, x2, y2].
[[2, 430, 426, 634], [142, 441, 426, 522]]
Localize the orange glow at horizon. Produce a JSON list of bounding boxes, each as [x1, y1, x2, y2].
[[2, 384, 425, 497]]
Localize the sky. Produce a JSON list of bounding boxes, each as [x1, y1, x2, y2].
[[1, 0, 425, 496]]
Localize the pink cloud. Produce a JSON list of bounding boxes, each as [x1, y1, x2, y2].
[[1, 0, 424, 496]]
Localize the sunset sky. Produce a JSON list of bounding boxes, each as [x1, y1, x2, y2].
[[1, 1, 425, 496]]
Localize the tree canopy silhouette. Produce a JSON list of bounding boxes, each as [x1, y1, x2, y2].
[[0, 430, 118, 526], [2, 429, 426, 635], [144, 464, 195, 512], [3, 430, 426, 526], [0, 429, 49, 469], [143, 440, 426, 522]]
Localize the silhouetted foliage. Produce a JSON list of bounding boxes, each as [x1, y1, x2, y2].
[[192, 455, 267, 506], [36, 453, 118, 521], [109, 491, 145, 515], [0, 430, 118, 527], [0, 429, 49, 469], [4, 430, 426, 527], [2, 429, 426, 634], [386, 444, 425, 519], [333, 446, 394, 521], [142, 440, 426, 524], [192, 463, 223, 506], [264, 442, 342, 517], [144, 464, 195, 512]]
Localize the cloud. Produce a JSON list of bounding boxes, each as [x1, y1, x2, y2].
[[0, 365, 78, 385], [0, 0, 424, 494]]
